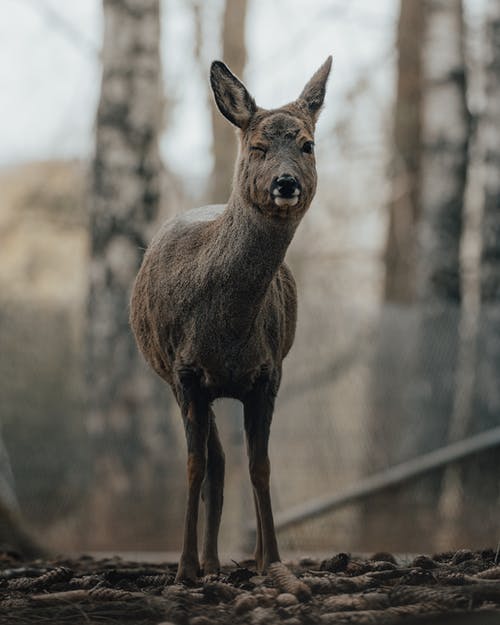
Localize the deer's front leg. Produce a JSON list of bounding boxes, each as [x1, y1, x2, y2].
[[201, 409, 225, 574], [244, 379, 280, 572], [252, 491, 264, 571], [176, 372, 209, 583]]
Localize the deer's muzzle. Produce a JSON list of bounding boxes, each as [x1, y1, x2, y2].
[[271, 174, 301, 207]]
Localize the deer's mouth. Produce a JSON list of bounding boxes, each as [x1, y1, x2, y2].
[[266, 189, 303, 219], [274, 192, 299, 207], [272, 188, 300, 208]]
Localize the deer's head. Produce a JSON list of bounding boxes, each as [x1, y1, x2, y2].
[[210, 57, 332, 221]]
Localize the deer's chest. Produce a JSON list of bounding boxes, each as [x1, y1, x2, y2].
[[171, 297, 281, 398]]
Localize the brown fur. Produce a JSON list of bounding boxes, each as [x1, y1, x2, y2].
[[130, 57, 332, 582]]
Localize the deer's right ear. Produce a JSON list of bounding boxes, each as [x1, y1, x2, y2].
[[210, 61, 256, 130], [298, 56, 332, 122]]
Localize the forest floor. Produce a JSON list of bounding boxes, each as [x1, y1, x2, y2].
[[1, 549, 500, 624]]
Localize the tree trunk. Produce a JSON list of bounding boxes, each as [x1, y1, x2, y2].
[[210, 0, 248, 203], [411, 0, 469, 447], [478, 1, 500, 307], [362, 0, 469, 553], [206, 0, 250, 554], [372, 0, 426, 470], [362, 0, 426, 552], [384, 0, 424, 304], [460, 0, 500, 544], [417, 0, 469, 305], [85, 0, 182, 549], [406, 0, 469, 547]]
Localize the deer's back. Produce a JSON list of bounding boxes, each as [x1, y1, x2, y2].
[[130, 205, 297, 398]]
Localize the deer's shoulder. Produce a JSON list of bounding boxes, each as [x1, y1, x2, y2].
[[177, 204, 226, 225], [146, 204, 225, 260]]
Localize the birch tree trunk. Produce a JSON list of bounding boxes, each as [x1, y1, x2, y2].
[[406, 0, 469, 546], [417, 0, 469, 305], [362, 0, 469, 553], [412, 0, 469, 443], [361, 0, 426, 551], [210, 0, 248, 203], [479, 4, 500, 306], [460, 0, 500, 543], [86, 0, 182, 549]]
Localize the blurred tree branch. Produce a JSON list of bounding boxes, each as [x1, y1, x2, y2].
[[19, 0, 98, 57]]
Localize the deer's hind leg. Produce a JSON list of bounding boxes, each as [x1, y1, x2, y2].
[[252, 491, 264, 571], [176, 369, 210, 583], [201, 408, 225, 574], [244, 377, 281, 572]]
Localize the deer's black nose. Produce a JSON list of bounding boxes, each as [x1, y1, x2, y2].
[[271, 174, 301, 198]]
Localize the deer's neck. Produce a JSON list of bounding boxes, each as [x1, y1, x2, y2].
[[208, 196, 296, 331]]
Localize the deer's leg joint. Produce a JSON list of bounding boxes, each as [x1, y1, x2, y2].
[[249, 456, 271, 491]]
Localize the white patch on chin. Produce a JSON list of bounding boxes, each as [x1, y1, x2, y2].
[[274, 196, 299, 207]]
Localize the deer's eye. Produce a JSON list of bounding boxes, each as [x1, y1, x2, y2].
[[301, 141, 314, 154], [250, 145, 267, 155]]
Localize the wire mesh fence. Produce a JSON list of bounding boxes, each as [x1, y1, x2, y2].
[[0, 243, 498, 556]]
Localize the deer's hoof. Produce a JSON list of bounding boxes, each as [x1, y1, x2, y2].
[[201, 558, 220, 575], [175, 558, 200, 583]]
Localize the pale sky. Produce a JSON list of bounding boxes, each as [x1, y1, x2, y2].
[[0, 0, 402, 184]]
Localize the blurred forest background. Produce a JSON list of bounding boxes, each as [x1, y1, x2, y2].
[[0, 0, 499, 558]]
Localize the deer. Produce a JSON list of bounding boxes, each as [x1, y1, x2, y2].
[[130, 56, 332, 584]]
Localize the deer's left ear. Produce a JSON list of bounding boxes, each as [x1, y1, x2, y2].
[[210, 61, 257, 130], [298, 56, 332, 122]]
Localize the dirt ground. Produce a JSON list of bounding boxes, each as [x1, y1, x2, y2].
[[1, 549, 500, 624]]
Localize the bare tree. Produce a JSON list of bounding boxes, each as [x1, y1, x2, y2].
[[362, 0, 427, 552], [204, 0, 251, 552], [417, 0, 469, 306], [404, 0, 470, 545], [362, 0, 470, 552], [85, 0, 182, 548], [477, 1, 500, 310], [210, 0, 248, 203], [460, 0, 500, 542], [411, 0, 470, 443], [384, 0, 425, 304]]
